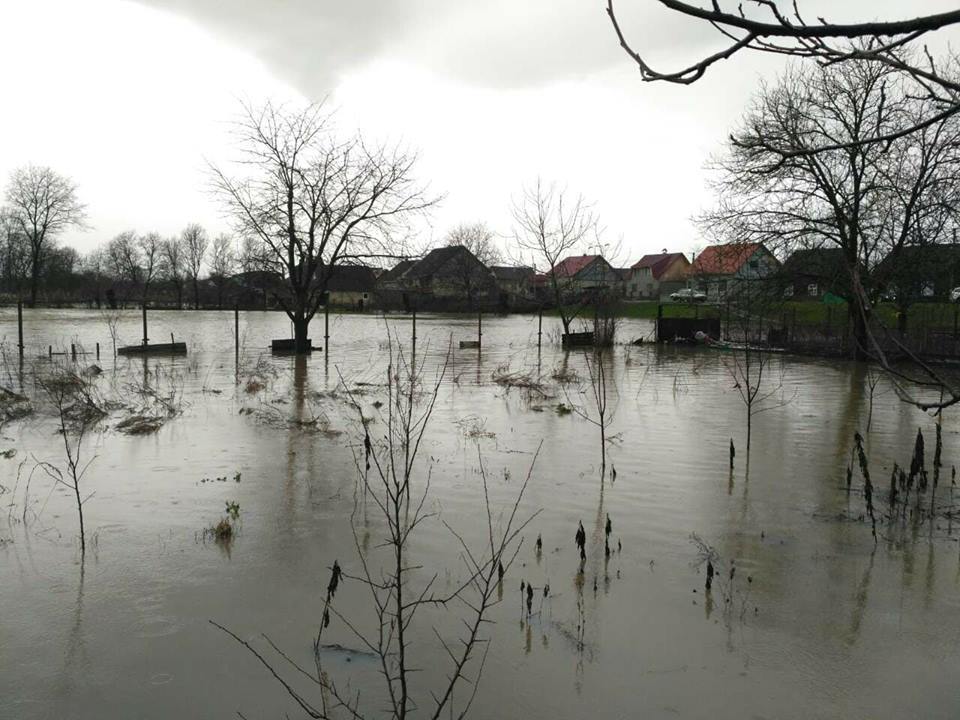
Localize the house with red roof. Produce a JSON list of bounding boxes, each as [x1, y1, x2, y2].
[[625, 251, 691, 299], [691, 242, 779, 300], [548, 254, 621, 293]]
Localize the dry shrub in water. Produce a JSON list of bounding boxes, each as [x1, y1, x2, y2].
[[213, 337, 541, 720], [0, 386, 32, 426]]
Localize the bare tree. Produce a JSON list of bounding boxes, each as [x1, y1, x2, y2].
[[82, 246, 109, 308], [0, 207, 30, 295], [445, 222, 502, 266], [4, 165, 87, 306], [138, 232, 162, 304], [721, 283, 791, 453], [605, 1, 960, 150], [210, 100, 436, 353], [511, 179, 598, 334], [34, 365, 103, 557], [209, 233, 235, 309], [106, 231, 142, 304], [703, 60, 960, 359], [106, 231, 149, 305], [565, 348, 617, 479], [162, 235, 187, 309], [182, 223, 208, 310]]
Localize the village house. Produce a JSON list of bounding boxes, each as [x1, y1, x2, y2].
[[691, 242, 779, 301], [625, 251, 691, 299], [779, 247, 852, 299], [548, 254, 621, 299], [875, 244, 960, 301], [490, 266, 536, 301], [326, 265, 378, 310], [395, 245, 496, 310]]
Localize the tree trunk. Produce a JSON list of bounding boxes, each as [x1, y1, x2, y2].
[[293, 312, 311, 354], [193, 276, 200, 309], [29, 262, 39, 307], [850, 303, 870, 360]]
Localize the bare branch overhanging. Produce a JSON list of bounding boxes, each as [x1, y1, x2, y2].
[[606, 1, 960, 152]]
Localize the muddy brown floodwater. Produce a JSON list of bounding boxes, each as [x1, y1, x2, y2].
[[2, 308, 960, 719]]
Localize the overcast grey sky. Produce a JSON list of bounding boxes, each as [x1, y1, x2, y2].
[[1, 0, 958, 263]]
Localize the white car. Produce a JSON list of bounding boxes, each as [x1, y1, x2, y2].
[[950, 287, 960, 303], [670, 288, 707, 303]]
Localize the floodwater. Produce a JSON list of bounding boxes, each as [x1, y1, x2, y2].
[[2, 308, 959, 720]]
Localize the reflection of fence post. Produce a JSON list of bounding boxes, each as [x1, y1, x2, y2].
[[17, 299, 24, 358], [324, 294, 330, 353], [656, 303, 663, 342], [478, 310, 482, 347], [234, 304, 239, 367], [537, 306, 542, 351]]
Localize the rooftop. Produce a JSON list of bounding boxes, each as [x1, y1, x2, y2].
[[631, 252, 689, 279], [692, 243, 764, 276]]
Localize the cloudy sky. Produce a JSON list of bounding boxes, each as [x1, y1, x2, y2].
[[1, 0, 957, 263]]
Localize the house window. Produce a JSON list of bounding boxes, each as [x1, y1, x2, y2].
[[807, 283, 818, 296]]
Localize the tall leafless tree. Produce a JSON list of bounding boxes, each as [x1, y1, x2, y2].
[[138, 232, 162, 304], [4, 165, 87, 306], [702, 60, 960, 359], [182, 223, 208, 309], [0, 207, 30, 295], [106, 231, 143, 304], [82, 246, 109, 308], [162, 235, 187, 309], [211, 101, 435, 353], [511, 179, 598, 335], [209, 233, 235, 309]]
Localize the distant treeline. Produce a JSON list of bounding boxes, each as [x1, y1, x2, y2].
[[1, 219, 277, 310]]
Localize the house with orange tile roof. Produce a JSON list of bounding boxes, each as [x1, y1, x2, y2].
[[691, 242, 779, 301]]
